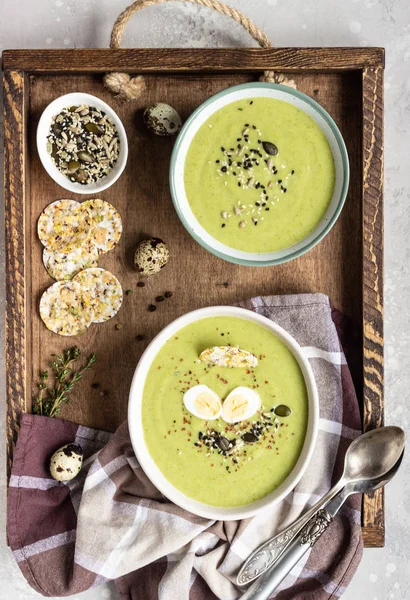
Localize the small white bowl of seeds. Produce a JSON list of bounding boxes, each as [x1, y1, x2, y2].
[[37, 92, 128, 194]]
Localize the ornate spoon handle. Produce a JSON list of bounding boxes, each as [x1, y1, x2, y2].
[[238, 509, 334, 600], [236, 480, 345, 586]]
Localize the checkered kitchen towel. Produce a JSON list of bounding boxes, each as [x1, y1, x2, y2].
[[8, 293, 363, 599]]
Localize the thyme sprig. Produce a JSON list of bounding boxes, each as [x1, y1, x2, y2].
[[33, 346, 96, 418]]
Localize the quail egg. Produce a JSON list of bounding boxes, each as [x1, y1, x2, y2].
[[143, 103, 182, 136], [183, 385, 222, 420], [134, 237, 169, 276], [222, 387, 261, 424], [49, 442, 83, 482]]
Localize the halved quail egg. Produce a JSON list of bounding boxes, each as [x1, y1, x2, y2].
[[183, 385, 222, 420], [222, 387, 261, 424]]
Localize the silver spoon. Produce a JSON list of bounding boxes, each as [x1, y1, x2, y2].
[[237, 426, 405, 586], [238, 446, 404, 600]]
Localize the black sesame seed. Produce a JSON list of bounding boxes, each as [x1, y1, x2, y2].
[[291, 169, 295, 174], [148, 304, 156, 312], [136, 334, 145, 341], [215, 160, 220, 163], [233, 171, 237, 176], [265, 207, 270, 211], [221, 223, 226, 228], [278, 179, 282, 183], [91, 382, 100, 389], [221, 166, 227, 173], [164, 291, 173, 298], [221, 147, 225, 152], [283, 188, 287, 193], [156, 295, 165, 302], [137, 281, 145, 287], [238, 182, 241, 187]]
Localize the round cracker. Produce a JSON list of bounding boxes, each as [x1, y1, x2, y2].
[[82, 199, 122, 254], [74, 267, 123, 323], [40, 280, 94, 336], [38, 199, 92, 253], [43, 244, 99, 281]]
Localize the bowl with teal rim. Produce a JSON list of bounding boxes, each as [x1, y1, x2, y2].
[[170, 82, 349, 266]]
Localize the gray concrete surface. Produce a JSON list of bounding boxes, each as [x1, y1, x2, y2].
[[1, 0, 409, 598]]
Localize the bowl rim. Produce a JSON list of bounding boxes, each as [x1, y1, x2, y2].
[[36, 91, 128, 195], [128, 305, 319, 521], [169, 82, 350, 266]]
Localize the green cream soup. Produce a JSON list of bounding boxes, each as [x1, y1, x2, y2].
[[184, 98, 335, 253], [142, 317, 309, 507]]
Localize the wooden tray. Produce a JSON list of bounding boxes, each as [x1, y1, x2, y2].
[[3, 48, 384, 547]]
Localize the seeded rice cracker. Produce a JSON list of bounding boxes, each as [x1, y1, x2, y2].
[[82, 199, 122, 254], [74, 267, 123, 323], [40, 280, 94, 336], [38, 199, 93, 253], [43, 244, 99, 281], [199, 346, 258, 368]]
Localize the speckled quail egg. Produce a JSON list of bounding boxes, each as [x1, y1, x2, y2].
[[143, 103, 182, 136], [183, 385, 222, 420], [222, 387, 261, 424], [49, 443, 83, 482], [134, 237, 169, 276]]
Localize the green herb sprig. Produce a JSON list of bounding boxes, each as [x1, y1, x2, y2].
[[33, 346, 96, 418]]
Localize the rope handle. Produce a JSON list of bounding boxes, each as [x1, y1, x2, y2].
[[104, 0, 296, 100]]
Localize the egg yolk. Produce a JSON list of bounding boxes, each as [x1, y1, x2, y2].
[[194, 393, 220, 418], [223, 394, 250, 420]]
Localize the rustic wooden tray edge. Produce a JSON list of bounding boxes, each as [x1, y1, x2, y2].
[[3, 48, 384, 547]]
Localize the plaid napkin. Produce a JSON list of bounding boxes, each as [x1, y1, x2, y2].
[[8, 293, 363, 599]]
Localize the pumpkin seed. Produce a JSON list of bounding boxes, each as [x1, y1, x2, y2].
[[85, 122, 104, 135], [216, 436, 230, 452], [67, 160, 80, 173], [274, 404, 292, 417], [52, 123, 63, 136], [262, 141, 278, 156], [242, 432, 258, 444], [78, 151, 94, 163]]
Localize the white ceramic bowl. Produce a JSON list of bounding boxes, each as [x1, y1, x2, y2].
[[36, 92, 128, 194], [170, 83, 349, 266], [128, 306, 319, 521]]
